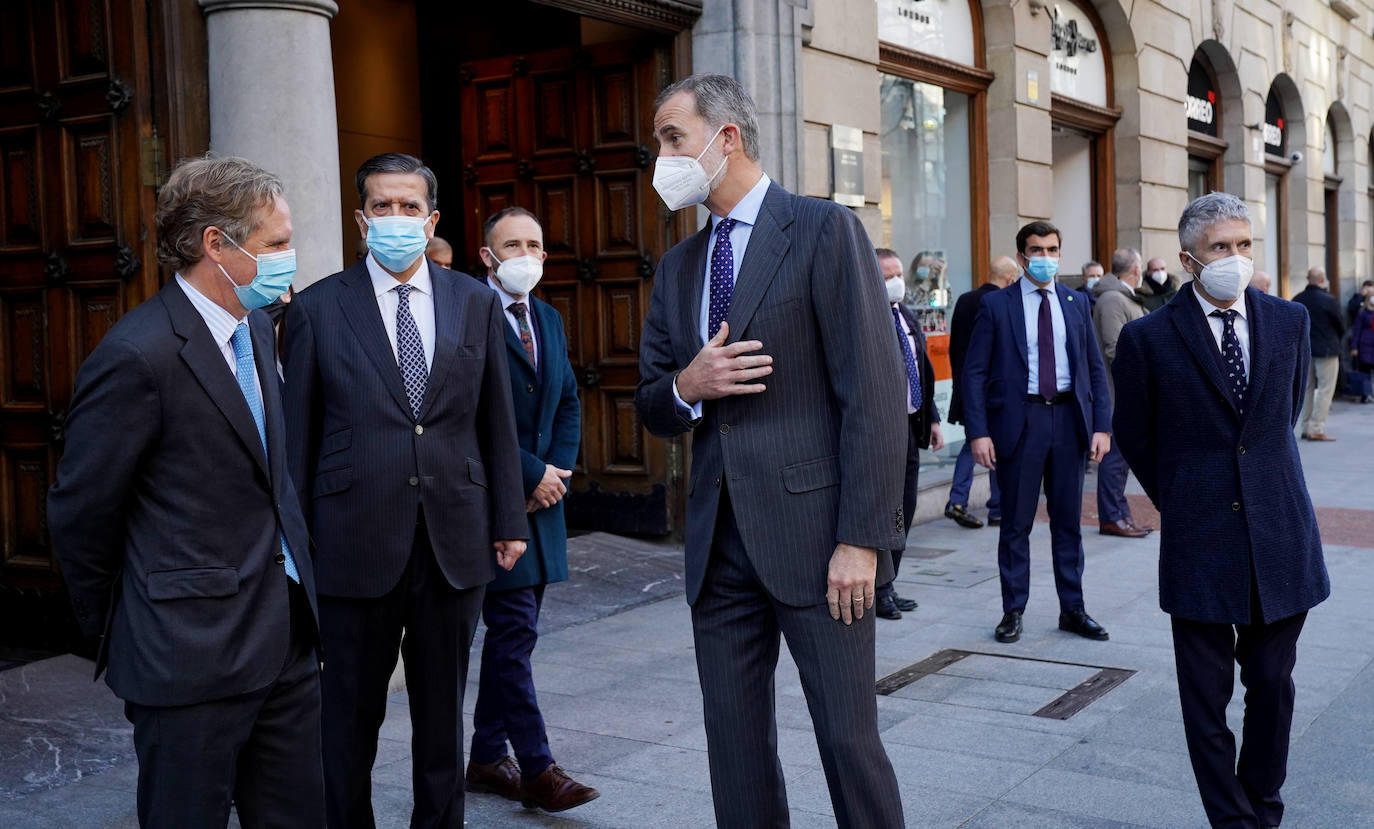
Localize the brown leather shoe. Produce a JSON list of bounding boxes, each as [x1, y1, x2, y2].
[[466, 756, 522, 802], [1100, 519, 1150, 538], [1123, 517, 1155, 534], [1309, 433, 1336, 441], [522, 764, 600, 812]]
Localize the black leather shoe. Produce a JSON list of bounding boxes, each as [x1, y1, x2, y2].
[[1059, 609, 1109, 640], [994, 611, 1022, 642], [876, 595, 902, 620], [892, 594, 918, 612], [944, 502, 984, 529], [987, 516, 1001, 526]]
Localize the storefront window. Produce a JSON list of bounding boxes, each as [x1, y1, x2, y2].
[[1051, 125, 1094, 276]]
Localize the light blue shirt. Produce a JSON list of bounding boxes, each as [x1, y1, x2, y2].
[[175, 273, 263, 402], [1021, 274, 1072, 394], [672, 172, 772, 420]]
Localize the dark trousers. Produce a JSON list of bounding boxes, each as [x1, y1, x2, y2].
[[318, 521, 485, 829], [126, 580, 324, 829], [948, 438, 1001, 517], [1095, 438, 1132, 524], [691, 491, 905, 829], [1172, 610, 1307, 828], [878, 415, 922, 602], [994, 399, 1087, 614], [470, 584, 554, 779]]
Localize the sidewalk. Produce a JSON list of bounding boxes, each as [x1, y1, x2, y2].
[[2, 398, 1371, 828]]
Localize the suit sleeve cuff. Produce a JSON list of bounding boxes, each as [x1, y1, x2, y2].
[[672, 375, 703, 421]]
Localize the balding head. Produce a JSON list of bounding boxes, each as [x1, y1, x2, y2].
[[1307, 267, 1327, 288], [988, 255, 1020, 288], [1250, 271, 1271, 293]]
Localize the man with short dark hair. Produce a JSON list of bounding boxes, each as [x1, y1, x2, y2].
[[1293, 267, 1344, 440], [1114, 191, 1329, 829], [284, 152, 528, 829], [49, 155, 324, 827], [963, 221, 1114, 644]]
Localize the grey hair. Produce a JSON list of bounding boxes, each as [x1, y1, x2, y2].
[[155, 154, 284, 272], [355, 152, 438, 212], [1178, 192, 1251, 252], [654, 73, 761, 161], [1109, 247, 1141, 276]]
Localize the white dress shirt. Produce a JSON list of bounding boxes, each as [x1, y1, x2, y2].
[[486, 276, 538, 368], [175, 274, 263, 402], [891, 302, 919, 415], [673, 172, 773, 419], [1021, 275, 1072, 394], [368, 253, 435, 371], [1193, 288, 1252, 376]]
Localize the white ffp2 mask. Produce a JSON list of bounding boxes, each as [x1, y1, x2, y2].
[[652, 126, 728, 211], [1187, 252, 1253, 302], [491, 253, 543, 296]]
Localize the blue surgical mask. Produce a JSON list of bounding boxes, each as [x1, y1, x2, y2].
[[1025, 256, 1059, 284], [217, 232, 296, 309], [366, 215, 431, 272], [1085, 276, 1100, 290], [915, 265, 931, 279]]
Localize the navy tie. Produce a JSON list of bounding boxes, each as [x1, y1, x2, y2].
[[394, 284, 429, 418], [230, 324, 300, 583], [892, 307, 922, 411], [707, 217, 738, 340], [1037, 288, 1057, 398], [1211, 309, 1247, 413]]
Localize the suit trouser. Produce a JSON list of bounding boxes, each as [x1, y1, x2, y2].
[[1172, 610, 1307, 829], [470, 584, 555, 778], [1299, 355, 1340, 435], [947, 439, 1001, 518], [1094, 439, 1132, 524], [318, 518, 485, 829], [994, 400, 1087, 614], [691, 489, 905, 829], [125, 579, 324, 829], [878, 415, 922, 602]]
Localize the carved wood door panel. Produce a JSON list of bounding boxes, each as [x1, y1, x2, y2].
[[458, 39, 682, 535], [0, 0, 157, 599]]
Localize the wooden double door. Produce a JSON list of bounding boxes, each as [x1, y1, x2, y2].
[[0, 0, 159, 647], [457, 40, 684, 535]]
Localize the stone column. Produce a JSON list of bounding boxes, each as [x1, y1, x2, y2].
[[200, 0, 342, 288]]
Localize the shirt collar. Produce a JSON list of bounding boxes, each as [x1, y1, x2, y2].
[[710, 172, 771, 232], [1021, 274, 1055, 296], [1192, 283, 1249, 321], [367, 252, 433, 298], [485, 275, 527, 310], [175, 273, 247, 347]]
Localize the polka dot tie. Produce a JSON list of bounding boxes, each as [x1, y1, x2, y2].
[[892, 307, 922, 411], [707, 217, 738, 340], [1210, 309, 1247, 413], [394, 284, 429, 419]]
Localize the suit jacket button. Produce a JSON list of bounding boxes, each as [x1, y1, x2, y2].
[[1237, 445, 1246, 454], [275, 553, 286, 565], [409, 476, 419, 486], [415, 424, 424, 435], [1231, 501, 1241, 511], [714, 477, 721, 487], [719, 423, 730, 434], [527, 383, 535, 393]]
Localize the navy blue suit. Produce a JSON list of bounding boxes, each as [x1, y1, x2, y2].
[[962, 280, 1112, 614], [1113, 283, 1329, 828], [471, 285, 581, 779]]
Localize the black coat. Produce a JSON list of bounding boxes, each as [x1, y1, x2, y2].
[[1292, 285, 1345, 357], [946, 281, 998, 425], [895, 303, 941, 448]]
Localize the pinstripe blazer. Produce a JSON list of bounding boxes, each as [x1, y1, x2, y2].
[[636, 182, 908, 607], [1113, 283, 1329, 624], [283, 259, 528, 598]]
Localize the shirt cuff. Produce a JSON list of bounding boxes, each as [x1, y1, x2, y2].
[[672, 375, 703, 421]]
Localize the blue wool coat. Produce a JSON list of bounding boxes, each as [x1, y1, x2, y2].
[[1112, 283, 1329, 624], [489, 291, 581, 592]]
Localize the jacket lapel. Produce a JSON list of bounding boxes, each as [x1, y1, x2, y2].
[[1009, 285, 1029, 368], [338, 260, 415, 417], [533, 299, 562, 418], [250, 313, 284, 495], [679, 223, 712, 351], [1240, 288, 1271, 423], [1169, 283, 1240, 418], [164, 281, 269, 478], [1057, 283, 1080, 371], [725, 183, 792, 343], [419, 262, 461, 420]]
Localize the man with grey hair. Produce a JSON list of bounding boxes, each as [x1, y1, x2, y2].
[[1293, 266, 1344, 440], [1091, 247, 1152, 538], [637, 73, 907, 827], [1114, 191, 1328, 829], [48, 155, 324, 827]]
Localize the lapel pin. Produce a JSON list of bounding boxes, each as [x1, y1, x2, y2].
[[1066, 294, 1074, 302]]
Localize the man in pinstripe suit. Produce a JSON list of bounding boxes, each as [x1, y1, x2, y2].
[[637, 74, 908, 829]]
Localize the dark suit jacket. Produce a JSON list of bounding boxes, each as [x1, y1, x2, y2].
[[896, 303, 940, 448], [47, 280, 317, 707], [962, 281, 1113, 454], [636, 182, 908, 606], [1113, 283, 1329, 624], [489, 291, 580, 592], [947, 281, 998, 425], [1292, 285, 1345, 357], [283, 259, 527, 598]]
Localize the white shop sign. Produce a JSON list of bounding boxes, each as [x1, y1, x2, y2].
[[1049, 1, 1108, 108], [878, 0, 977, 68]]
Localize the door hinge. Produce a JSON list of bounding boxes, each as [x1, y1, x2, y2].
[[140, 132, 167, 187]]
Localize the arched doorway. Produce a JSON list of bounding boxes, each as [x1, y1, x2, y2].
[[1185, 41, 1243, 200], [1263, 75, 1307, 297], [1324, 102, 1355, 300]]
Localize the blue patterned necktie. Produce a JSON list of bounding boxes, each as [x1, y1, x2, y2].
[[707, 217, 738, 340], [394, 284, 429, 418], [892, 307, 922, 411], [230, 324, 300, 583], [1210, 309, 1247, 413]]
